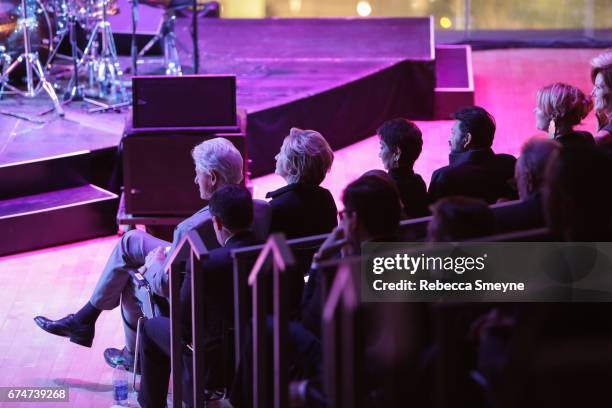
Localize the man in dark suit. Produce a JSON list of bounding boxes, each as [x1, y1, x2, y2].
[[138, 184, 259, 408], [493, 138, 559, 233], [428, 106, 516, 204], [34, 138, 270, 371]]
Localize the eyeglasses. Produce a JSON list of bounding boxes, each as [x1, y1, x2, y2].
[[338, 209, 355, 221]]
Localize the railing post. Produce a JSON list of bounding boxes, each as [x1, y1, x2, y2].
[[166, 230, 208, 408], [248, 233, 296, 408], [323, 261, 361, 408]]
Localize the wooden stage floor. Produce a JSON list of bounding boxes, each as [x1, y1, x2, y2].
[[0, 48, 604, 407]]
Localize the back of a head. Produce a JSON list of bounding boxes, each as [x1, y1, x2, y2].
[[192, 138, 244, 185], [377, 118, 423, 167], [516, 138, 560, 196], [209, 184, 254, 231], [280, 128, 334, 185], [342, 175, 401, 238], [427, 196, 496, 242], [536, 83, 593, 128], [453, 106, 496, 149], [543, 146, 612, 241]]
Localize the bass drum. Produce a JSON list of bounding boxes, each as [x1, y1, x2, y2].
[[0, 0, 53, 83]]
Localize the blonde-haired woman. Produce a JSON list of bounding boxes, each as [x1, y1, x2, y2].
[[535, 82, 595, 148], [266, 128, 337, 238], [591, 49, 612, 146]]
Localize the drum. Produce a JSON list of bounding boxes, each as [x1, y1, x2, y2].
[[0, 0, 53, 82]]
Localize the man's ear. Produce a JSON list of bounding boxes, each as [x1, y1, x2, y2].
[[212, 215, 223, 231], [210, 170, 218, 187], [463, 132, 473, 148]]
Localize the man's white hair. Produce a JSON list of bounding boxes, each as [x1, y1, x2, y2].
[[192, 138, 243, 185]]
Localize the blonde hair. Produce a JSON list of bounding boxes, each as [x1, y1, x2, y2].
[[590, 49, 612, 83], [279, 128, 334, 185], [536, 83, 593, 128]]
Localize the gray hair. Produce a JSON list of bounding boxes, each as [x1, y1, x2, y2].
[[279, 128, 334, 185], [191, 138, 243, 185]]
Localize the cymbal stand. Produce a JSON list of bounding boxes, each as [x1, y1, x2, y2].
[[0, 0, 64, 116]]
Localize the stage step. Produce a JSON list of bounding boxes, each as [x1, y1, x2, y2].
[[0, 184, 118, 256], [0, 151, 91, 199], [434, 45, 475, 119]]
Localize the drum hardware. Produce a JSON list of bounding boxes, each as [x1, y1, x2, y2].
[[130, 0, 138, 75], [0, 0, 64, 115], [136, 8, 182, 76], [77, 0, 128, 112]]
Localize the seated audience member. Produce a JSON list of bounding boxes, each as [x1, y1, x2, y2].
[[535, 83, 595, 148], [302, 175, 402, 336], [138, 185, 258, 408], [231, 174, 404, 408], [33, 138, 271, 371], [266, 128, 337, 238], [494, 138, 560, 233], [428, 106, 516, 204], [591, 49, 612, 146], [377, 118, 429, 218], [542, 146, 612, 241], [426, 196, 496, 242]]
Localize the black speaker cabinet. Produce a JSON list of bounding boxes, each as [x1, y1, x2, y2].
[[122, 127, 246, 216], [132, 75, 237, 129]]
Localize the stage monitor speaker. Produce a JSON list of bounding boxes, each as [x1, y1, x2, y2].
[[122, 130, 246, 216], [132, 75, 237, 129]]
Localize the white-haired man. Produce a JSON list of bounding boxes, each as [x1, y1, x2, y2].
[[34, 138, 271, 370]]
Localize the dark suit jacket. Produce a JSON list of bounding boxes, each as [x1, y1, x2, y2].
[[389, 167, 429, 218], [555, 131, 596, 149], [266, 183, 338, 239], [493, 192, 545, 234], [180, 231, 258, 347], [429, 148, 516, 204]]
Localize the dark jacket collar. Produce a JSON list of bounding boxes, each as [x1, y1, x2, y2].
[[265, 182, 318, 199], [388, 166, 415, 179], [225, 230, 256, 247], [449, 148, 495, 167]]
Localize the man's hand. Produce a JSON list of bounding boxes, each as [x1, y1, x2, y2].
[[143, 246, 167, 271], [313, 226, 347, 264]]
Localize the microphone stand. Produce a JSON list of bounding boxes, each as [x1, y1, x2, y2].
[[192, 0, 199, 73], [131, 0, 139, 76]]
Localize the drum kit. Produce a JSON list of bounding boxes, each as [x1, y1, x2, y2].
[[0, 0, 199, 115]]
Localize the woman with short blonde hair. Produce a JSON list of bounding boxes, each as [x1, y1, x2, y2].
[[535, 82, 595, 148], [266, 128, 337, 238], [274, 128, 334, 185]]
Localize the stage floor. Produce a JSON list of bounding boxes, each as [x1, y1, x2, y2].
[[0, 17, 432, 168], [0, 48, 605, 407]]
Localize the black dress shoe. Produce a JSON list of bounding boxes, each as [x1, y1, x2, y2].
[[33, 314, 95, 348], [104, 347, 138, 373]]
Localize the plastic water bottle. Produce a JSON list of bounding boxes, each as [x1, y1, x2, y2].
[[112, 358, 129, 406]]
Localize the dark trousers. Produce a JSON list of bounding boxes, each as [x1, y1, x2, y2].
[[137, 317, 194, 408], [229, 319, 322, 408]]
